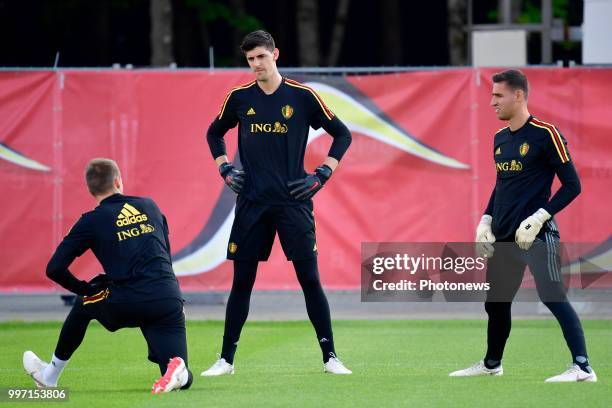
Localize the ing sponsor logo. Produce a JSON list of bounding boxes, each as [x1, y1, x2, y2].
[[250, 122, 288, 134], [496, 160, 523, 172], [116, 223, 155, 242]]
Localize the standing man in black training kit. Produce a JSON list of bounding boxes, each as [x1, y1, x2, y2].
[[450, 70, 597, 382], [23, 158, 193, 393], [202, 30, 352, 376]]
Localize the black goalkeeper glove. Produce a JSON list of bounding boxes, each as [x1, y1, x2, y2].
[[287, 164, 332, 201], [219, 162, 245, 194], [85, 274, 112, 296]]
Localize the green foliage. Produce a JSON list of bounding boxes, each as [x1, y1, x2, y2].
[[486, 10, 497, 22], [486, 0, 570, 25], [517, 0, 541, 23], [186, 0, 262, 33], [552, 0, 569, 21]]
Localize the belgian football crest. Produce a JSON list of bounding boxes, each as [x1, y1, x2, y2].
[[519, 142, 529, 157], [228, 242, 238, 254], [281, 105, 294, 119]]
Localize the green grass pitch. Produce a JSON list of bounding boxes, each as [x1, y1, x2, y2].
[[1, 320, 610, 407]]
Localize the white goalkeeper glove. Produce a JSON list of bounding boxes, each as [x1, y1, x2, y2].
[[475, 214, 496, 258], [515, 208, 551, 250]]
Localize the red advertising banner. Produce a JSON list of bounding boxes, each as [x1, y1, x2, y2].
[[1, 68, 610, 292]]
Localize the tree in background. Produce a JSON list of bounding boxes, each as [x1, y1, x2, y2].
[[381, 0, 402, 66], [0, 0, 452, 68], [175, 0, 261, 66], [297, 0, 320, 66], [151, 0, 174, 66], [447, 0, 467, 66], [326, 0, 350, 66]]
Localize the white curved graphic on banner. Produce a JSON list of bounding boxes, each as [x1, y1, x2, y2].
[[306, 82, 468, 169], [0, 143, 50, 172], [173, 208, 235, 275], [173, 82, 468, 276]]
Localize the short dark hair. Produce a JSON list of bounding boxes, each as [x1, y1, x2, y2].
[[240, 30, 275, 53], [492, 69, 529, 98], [85, 158, 120, 195]]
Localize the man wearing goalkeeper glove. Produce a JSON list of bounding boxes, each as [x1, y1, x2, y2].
[[22, 159, 193, 393], [203, 30, 352, 376], [450, 70, 596, 382]]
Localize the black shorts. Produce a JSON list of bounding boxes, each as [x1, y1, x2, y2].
[[486, 224, 569, 303], [72, 295, 188, 374], [227, 196, 318, 261]]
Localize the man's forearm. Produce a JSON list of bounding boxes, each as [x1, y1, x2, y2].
[[46, 261, 90, 296], [544, 162, 581, 215], [484, 186, 496, 216], [321, 116, 352, 161], [322, 157, 339, 171], [215, 155, 229, 167], [206, 121, 228, 159]]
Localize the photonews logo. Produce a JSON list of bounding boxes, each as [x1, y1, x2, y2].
[[116, 203, 148, 226], [250, 122, 288, 134]]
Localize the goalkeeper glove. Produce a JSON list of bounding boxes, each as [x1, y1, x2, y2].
[[515, 208, 550, 250], [475, 214, 496, 258], [85, 274, 111, 296], [287, 165, 332, 201], [219, 162, 245, 194]]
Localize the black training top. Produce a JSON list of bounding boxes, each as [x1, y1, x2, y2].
[[484, 116, 581, 239], [207, 77, 352, 205], [46, 193, 182, 303]]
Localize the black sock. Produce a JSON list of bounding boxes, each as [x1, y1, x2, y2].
[[220, 336, 240, 365], [573, 355, 592, 373], [293, 258, 336, 362], [483, 302, 512, 367], [543, 302, 589, 373], [484, 359, 501, 369], [319, 340, 336, 363], [220, 260, 258, 365]]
